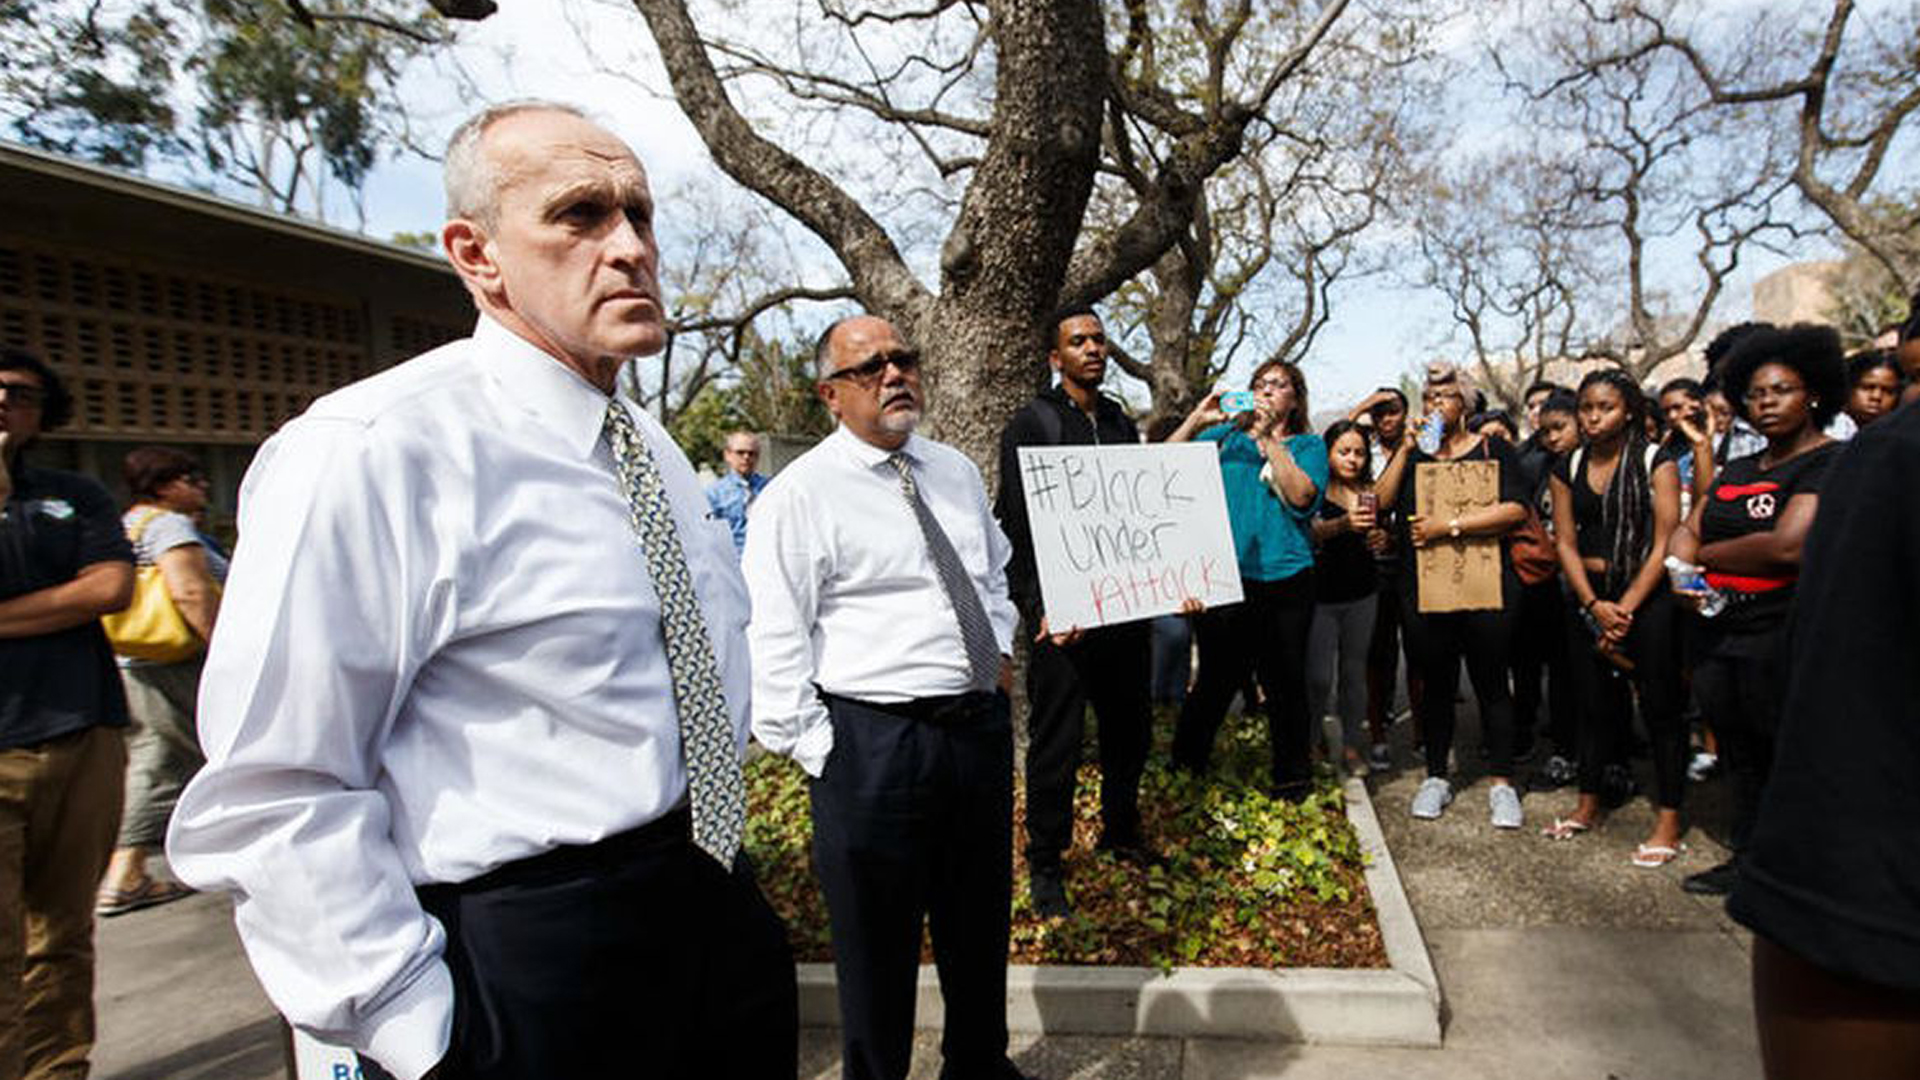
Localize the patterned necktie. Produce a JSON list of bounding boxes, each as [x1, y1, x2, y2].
[[886, 451, 1001, 692], [604, 400, 745, 868]]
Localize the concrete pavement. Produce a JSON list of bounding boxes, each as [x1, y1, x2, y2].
[[91, 716, 1761, 1079]]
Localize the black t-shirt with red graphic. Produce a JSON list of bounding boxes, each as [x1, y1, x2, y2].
[[1697, 440, 1843, 633]]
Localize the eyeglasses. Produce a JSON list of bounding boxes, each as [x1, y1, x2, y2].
[[0, 380, 47, 408], [1423, 390, 1463, 404], [1743, 380, 1806, 404], [826, 349, 921, 388]]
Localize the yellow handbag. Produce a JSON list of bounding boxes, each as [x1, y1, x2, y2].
[[100, 509, 205, 663]]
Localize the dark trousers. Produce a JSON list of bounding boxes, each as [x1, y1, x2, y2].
[[1401, 578, 1519, 779], [359, 810, 797, 1080], [1171, 571, 1316, 799], [813, 692, 1014, 1080], [1512, 578, 1575, 757], [1566, 588, 1687, 809], [1366, 570, 1422, 741], [1023, 620, 1152, 869], [1149, 615, 1192, 705], [1693, 628, 1788, 852]]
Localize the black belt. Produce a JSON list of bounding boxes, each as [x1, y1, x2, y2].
[[420, 806, 691, 899], [819, 689, 998, 727]]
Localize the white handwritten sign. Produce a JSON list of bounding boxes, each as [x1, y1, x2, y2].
[[1017, 442, 1243, 629]]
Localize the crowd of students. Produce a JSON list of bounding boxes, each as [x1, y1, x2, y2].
[[1187, 312, 1920, 902]]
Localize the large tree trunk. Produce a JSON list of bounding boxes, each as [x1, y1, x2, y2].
[[634, 0, 1106, 490], [912, 0, 1106, 485]]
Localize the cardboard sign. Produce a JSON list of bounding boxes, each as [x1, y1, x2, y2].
[[1414, 460, 1504, 613], [1016, 442, 1243, 629]]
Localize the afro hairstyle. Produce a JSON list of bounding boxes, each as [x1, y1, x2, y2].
[[1717, 323, 1846, 430]]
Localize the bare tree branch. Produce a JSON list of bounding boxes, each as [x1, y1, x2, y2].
[[631, 0, 930, 318]]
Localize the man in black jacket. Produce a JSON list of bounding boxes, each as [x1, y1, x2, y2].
[[994, 306, 1154, 917]]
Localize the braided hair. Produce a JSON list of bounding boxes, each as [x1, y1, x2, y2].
[[1577, 369, 1653, 600]]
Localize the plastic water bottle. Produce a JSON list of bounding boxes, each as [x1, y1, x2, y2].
[[1416, 413, 1445, 454], [1663, 555, 1726, 618]]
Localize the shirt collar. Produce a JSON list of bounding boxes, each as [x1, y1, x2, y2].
[[832, 424, 926, 472], [471, 314, 621, 459]]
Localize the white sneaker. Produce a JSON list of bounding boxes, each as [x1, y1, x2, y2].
[[1410, 776, 1454, 819], [1489, 783, 1523, 829]]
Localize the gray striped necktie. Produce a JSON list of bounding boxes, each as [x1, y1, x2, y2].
[[886, 451, 1001, 691], [604, 400, 745, 868]]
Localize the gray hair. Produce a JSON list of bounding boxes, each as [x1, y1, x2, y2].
[[812, 315, 854, 381], [443, 99, 589, 228]]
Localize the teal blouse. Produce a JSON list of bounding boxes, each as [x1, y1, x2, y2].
[[1197, 424, 1328, 583]]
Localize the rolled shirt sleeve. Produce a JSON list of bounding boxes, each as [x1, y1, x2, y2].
[[166, 419, 453, 1080]]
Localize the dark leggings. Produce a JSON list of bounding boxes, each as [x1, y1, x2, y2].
[[1512, 577, 1575, 757], [1566, 587, 1687, 809], [1400, 578, 1519, 779], [1692, 626, 1787, 852], [1365, 569, 1422, 742], [1172, 571, 1316, 798]]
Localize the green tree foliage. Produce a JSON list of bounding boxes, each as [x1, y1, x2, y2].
[[666, 381, 746, 475], [664, 333, 833, 473], [1, 0, 446, 219]]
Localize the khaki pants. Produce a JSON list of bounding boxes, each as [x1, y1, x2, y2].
[[0, 726, 125, 1080]]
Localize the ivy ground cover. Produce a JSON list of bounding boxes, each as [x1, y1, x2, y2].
[[744, 711, 1388, 971]]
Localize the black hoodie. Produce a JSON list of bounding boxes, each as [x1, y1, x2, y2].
[[993, 385, 1139, 620]]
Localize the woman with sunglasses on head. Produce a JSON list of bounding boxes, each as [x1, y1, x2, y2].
[[1306, 420, 1383, 775], [1541, 371, 1688, 867], [95, 447, 228, 916], [1667, 324, 1847, 897], [1375, 362, 1529, 828], [1167, 360, 1328, 801]]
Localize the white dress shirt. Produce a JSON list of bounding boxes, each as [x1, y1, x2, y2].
[[165, 315, 751, 1080], [741, 426, 1016, 777]]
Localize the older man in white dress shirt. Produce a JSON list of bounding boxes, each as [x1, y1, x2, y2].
[[743, 314, 1027, 1080], [165, 102, 795, 1080]]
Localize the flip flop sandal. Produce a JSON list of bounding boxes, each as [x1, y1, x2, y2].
[[1541, 817, 1593, 840], [95, 878, 194, 918], [1631, 842, 1688, 868]]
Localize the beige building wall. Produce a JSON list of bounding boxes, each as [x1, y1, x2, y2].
[[1752, 261, 1841, 326], [0, 143, 474, 527]]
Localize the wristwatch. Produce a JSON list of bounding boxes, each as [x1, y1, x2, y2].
[[1448, 518, 1462, 539]]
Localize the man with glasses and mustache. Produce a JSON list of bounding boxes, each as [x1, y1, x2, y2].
[[993, 305, 1156, 919], [0, 347, 135, 1080], [742, 314, 1027, 1080]]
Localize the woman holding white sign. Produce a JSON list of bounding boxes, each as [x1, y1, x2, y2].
[[1166, 360, 1328, 802], [1375, 362, 1530, 829]]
